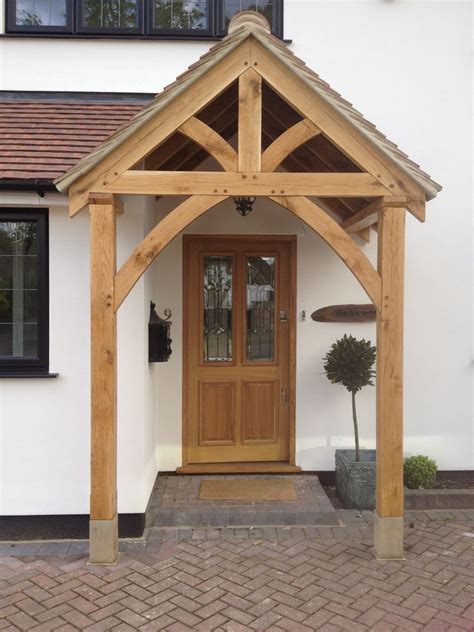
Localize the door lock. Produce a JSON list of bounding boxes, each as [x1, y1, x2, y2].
[[279, 310, 288, 323], [280, 388, 288, 404]]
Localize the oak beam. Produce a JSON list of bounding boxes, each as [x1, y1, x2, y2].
[[89, 193, 119, 565], [67, 42, 252, 216], [375, 206, 406, 560], [358, 227, 371, 243], [250, 41, 427, 220], [342, 196, 407, 233], [104, 171, 389, 197], [262, 100, 366, 219], [114, 195, 228, 310], [261, 118, 321, 171], [145, 85, 238, 170], [178, 117, 238, 171], [271, 195, 382, 309], [238, 68, 262, 171]]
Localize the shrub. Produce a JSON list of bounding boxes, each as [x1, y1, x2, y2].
[[323, 335, 376, 462], [404, 455, 437, 489]]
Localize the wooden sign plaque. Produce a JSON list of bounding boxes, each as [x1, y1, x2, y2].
[[311, 304, 376, 323]]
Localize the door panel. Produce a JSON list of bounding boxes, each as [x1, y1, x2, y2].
[[199, 382, 236, 445], [184, 236, 295, 465], [241, 380, 278, 443]]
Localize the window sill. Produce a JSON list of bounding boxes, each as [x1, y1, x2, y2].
[[0, 372, 58, 378], [0, 33, 291, 43]]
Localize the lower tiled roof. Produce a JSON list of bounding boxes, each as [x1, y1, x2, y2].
[[0, 94, 153, 185]]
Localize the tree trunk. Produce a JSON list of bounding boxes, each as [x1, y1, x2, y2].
[[352, 390, 360, 462]]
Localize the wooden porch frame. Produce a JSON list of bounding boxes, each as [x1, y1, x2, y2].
[[65, 30, 435, 564]]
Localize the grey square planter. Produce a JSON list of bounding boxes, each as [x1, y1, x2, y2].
[[335, 449, 376, 510]]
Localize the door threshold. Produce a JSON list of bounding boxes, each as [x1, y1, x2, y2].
[[176, 462, 302, 474]]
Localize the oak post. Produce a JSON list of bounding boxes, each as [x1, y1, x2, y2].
[[89, 193, 119, 565], [374, 206, 406, 560]]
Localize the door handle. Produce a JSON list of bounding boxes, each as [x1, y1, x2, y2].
[[280, 388, 288, 404]]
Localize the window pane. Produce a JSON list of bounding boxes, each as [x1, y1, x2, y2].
[[153, 1, 208, 30], [82, 0, 138, 28], [0, 257, 37, 290], [223, 0, 272, 32], [246, 256, 275, 361], [0, 220, 40, 359], [15, 0, 67, 26], [0, 290, 38, 323], [203, 256, 232, 362]]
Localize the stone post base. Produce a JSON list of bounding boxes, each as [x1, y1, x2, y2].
[[89, 515, 118, 565], [374, 511, 405, 560]]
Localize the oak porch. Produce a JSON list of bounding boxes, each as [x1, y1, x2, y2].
[[55, 11, 440, 564]]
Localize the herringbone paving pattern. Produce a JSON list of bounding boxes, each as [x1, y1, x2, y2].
[[0, 511, 472, 630]]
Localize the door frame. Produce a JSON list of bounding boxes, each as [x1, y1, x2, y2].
[[181, 234, 297, 472]]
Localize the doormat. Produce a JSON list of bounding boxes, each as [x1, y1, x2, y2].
[[199, 479, 297, 501]]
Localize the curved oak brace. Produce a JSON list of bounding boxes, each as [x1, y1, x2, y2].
[[270, 195, 382, 309], [178, 117, 238, 172], [115, 192, 380, 312], [114, 195, 228, 310], [262, 119, 321, 172]]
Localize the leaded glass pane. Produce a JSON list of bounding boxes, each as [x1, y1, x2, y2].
[[203, 256, 232, 362], [15, 0, 67, 26], [153, 1, 208, 30], [82, 0, 138, 28], [246, 256, 275, 361], [0, 221, 39, 359], [223, 0, 272, 32]]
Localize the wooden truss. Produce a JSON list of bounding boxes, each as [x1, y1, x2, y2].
[[66, 37, 433, 564]]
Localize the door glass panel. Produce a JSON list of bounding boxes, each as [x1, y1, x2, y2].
[[246, 256, 275, 361], [203, 256, 232, 362]]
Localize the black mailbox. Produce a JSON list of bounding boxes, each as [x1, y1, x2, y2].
[[148, 301, 172, 362]]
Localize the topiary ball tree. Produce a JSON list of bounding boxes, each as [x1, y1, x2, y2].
[[323, 334, 376, 462]]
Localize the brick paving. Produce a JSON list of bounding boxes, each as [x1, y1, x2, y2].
[[146, 475, 338, 528], [0, 509, 473, 630]]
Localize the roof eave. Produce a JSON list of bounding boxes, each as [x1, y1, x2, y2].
[[54, 26, 254, 194], [54, 17, 442, 204], [248, 28, 442, 202]]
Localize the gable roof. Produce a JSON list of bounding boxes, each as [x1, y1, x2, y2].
[[55, 11, 441, 201], [0, 93, 151, 186]]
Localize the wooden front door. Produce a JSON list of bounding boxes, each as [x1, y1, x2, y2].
[[183, 236, 295, 465]]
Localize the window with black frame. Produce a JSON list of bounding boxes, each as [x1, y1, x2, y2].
[[150, 0, 211, 35], [79, 0, 142, 33], [220, 0, 273, 35], [0, 211, 49, 375], [6, 0, 282, 37], [7, 0, 72, 32]]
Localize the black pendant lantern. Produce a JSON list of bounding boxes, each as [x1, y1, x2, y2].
[[233, 196, 256, 216]]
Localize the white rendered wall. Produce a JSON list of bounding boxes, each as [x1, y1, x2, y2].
[[116, 195, 159, 514], [0, 193, 159, 515], [0, 1, 472, 516]]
